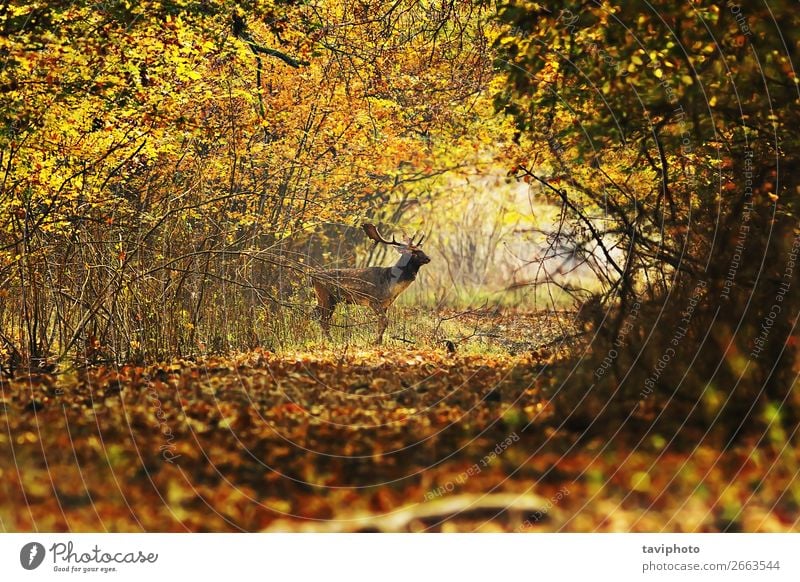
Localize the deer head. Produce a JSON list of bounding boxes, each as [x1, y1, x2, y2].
[[362, 223, 431, 266]]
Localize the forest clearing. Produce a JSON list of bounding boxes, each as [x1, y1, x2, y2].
[[2, 308, 797, 532]]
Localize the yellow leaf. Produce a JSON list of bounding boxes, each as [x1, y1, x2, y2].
[[630, 471, 651, 492]]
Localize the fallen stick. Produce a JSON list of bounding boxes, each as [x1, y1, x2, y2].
[[262, 492, 557, 532]]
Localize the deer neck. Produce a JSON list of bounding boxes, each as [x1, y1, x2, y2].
[[391, 255, 421, 282]]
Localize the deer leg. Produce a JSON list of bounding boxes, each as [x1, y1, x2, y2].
[[313, 282, 335, 339], [373, 306, 389, 345], [315, 305, 335, 339]]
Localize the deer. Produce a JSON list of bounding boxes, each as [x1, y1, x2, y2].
[[311, 223, 431, 344]]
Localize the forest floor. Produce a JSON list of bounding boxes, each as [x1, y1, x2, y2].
[[1, 310, 798, 532]]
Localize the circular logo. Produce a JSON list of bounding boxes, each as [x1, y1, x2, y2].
[[20, 542, 46, 570]]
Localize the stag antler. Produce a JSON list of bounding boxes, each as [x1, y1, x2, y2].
[[362, 223, 426, 248], [362, 223, 404, 247]]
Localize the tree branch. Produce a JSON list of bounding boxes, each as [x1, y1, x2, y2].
[[232, 12, 309, 69]]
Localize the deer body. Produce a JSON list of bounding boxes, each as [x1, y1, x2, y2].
[[312, 224, 430, 344]]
